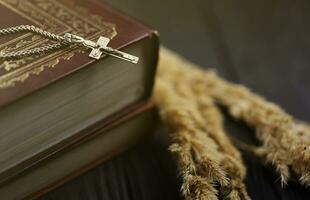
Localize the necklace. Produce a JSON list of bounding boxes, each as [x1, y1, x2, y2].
[[0, 25, 139, 64]]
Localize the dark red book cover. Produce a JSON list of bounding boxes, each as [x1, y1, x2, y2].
[[0, 0, 157, 107]]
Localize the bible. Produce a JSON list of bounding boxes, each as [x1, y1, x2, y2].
[[0, 0, 159, 198]]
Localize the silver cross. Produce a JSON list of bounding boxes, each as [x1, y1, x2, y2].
[[65, 34, 139, 64]]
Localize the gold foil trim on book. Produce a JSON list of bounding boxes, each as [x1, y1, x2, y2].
[[0, 0, 117, 88]]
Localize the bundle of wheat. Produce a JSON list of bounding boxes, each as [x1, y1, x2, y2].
[[154, 47, 310, 200]]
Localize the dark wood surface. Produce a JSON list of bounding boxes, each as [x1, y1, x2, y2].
[[41, 0, 310, 199]]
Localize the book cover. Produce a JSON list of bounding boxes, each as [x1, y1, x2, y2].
[[0, 0, 157, 107]]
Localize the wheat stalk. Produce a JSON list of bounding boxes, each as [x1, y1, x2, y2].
[[203, 71, 310, 186], [155, 48, 251, 199]]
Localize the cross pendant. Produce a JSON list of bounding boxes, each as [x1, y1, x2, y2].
[[65, 34, 139, 64]]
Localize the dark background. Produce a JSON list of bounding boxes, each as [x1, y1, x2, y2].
[[42, 0, 310, 199]]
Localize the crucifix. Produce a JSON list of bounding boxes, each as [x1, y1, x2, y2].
[[0, 25, 139, 63], [64, 33, 139, 64]]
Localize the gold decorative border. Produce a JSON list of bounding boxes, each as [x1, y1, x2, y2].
[[0, 0, 117, 88]]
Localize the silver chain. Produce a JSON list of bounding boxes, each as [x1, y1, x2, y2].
[[0, 25, 77, 59]]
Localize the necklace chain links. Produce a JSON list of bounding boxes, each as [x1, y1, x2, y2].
[[0, 25, 69, 59]]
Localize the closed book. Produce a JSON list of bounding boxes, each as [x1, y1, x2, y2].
[[0, 102, 157, 199], [0, 0, 159, 188]]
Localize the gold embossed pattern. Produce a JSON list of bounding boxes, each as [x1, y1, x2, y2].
[[0, 0, 117, 88]]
